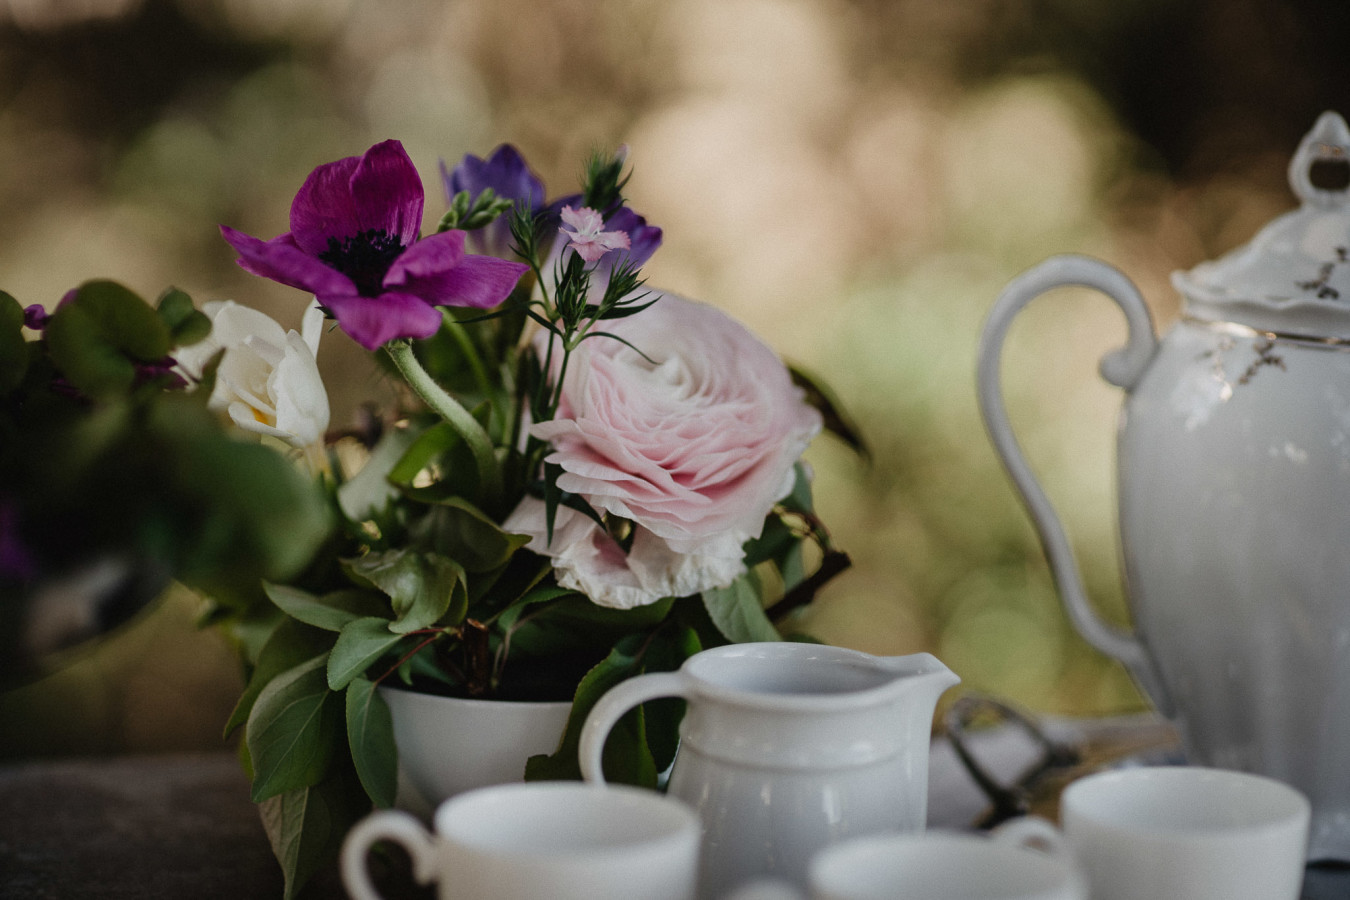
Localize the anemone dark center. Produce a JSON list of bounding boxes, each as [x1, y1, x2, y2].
[[318, 228, 405, 296]]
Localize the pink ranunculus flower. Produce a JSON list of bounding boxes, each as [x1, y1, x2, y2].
[[503, 291, 822, 609]]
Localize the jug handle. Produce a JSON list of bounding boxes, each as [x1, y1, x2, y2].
[[976, 254, 1172, 713], [578, 672, 688, 786]]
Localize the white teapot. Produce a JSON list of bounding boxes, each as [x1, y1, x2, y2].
[[978, 111, 1350, 861]]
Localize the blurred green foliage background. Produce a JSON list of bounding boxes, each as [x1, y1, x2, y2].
[[3, 0, 1348, 757]]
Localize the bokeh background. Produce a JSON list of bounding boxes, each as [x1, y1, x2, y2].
[[3, 0, 1348, 757]]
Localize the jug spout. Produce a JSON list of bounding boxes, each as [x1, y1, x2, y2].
[[876, 652, 961, 701]]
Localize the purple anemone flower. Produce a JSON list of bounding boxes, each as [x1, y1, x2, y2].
[[221, 140, 528, 351]]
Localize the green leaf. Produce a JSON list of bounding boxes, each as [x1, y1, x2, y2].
[[44, 303, 137, 397], [412, 497, 531, 572], [524, 633, 657, 786], [495, 583, 579, 633], [342, 549, 466, 634], [780, 541, 807, 593], [742, 514, 798, 568], [225, 618, 334, 738], [150, 399, 334, 588], [247, 654, 343, 803], [157, 287, 211, 346], [258, 763, 369, 900], [44, 281, 175, 397], [327, 616, 406, 690], [386, 421, 462, 485], [0, 290, 27, 393], [639, 625, 701, 773], [702, 569, 780, 643], [264, 583, 388, 633], [74, 280, 174, 360], [345, 677, 397, 809], [782, 461, 816, 515], [505, 595, 674, 659], [790, 363, 869, 459]]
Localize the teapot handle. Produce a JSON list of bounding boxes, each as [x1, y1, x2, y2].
[[976, 254, 1171, 713]]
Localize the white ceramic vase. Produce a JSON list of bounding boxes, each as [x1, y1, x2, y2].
[[378, 686, 571, 817]]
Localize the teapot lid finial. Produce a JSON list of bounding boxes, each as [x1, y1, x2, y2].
[[1174, 110, 1350, 340], [1288, 111, 1350, 210]]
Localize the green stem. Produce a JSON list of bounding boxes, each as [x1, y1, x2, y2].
[[442, 316, 495, 399], [386, 340, 502, 504]]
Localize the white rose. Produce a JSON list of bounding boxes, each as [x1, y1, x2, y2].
[[176, 299, 330, 451]]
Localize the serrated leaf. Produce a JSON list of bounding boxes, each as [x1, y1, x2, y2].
[[225, 618, 334, 738], [342, 549, 466, 634], [702, 570, 780, 643], [247, 654, 342, 803], [506, 595, 674, 658], [264, 583, 388, 633], [327, 616, 406, 690], [524, 633, 657, 786], [413, 497, 530, 572], [639, 625, 701, 773], [258, 763, 369, 900], [495, 583, 579, 633], [345, 677, 397, 809]]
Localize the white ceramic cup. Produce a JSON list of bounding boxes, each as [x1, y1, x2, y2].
[[340, 782, 701, 900], [1060, 766, 1310, 900], [722, 822, 1085, 900], [810, 822, 1087, 900]]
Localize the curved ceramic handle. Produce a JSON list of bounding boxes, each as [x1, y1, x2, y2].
[[976, 254, 1171, 713], [340, 809, 438, 900], [579, 672, 689, 785], [992, 815, 1071, 863]]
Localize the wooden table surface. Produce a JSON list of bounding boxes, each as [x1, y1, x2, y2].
[[1, 722, 1347, 899]]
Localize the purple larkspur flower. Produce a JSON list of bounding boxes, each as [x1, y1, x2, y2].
[[220, 140, 528, 351], [440, 144, 581, 260]]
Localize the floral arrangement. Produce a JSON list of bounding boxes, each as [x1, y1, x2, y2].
[[10, 137, 861, 896], [0, 282, 330, 684]]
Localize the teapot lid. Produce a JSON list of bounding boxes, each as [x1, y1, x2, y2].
[[1174, 111, 1350, 340]]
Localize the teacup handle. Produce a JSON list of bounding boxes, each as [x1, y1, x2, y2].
[[579, 672, 689, 785], [340, 809, 438, 900], [992, 815, 1071, 860], [976, 254, 1171, 714]]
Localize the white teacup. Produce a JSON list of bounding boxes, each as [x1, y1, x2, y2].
[[810, 824, 1086, 900], [1060, 766, 1310, 900], [340, 782, 701, 900], [724, 823, 1086, 900]]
